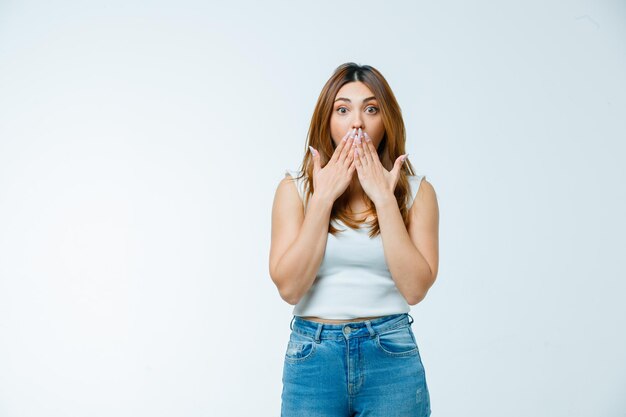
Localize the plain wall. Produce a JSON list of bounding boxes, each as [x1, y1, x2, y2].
[[0, 0, 624, 415]]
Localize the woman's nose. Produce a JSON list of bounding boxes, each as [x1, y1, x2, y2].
[[352, 119, 364, 130]]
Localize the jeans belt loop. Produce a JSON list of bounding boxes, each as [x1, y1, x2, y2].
[[314, 323, 323, 343]]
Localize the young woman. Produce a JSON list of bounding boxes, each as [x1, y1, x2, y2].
[[269, 62, 439, 416]]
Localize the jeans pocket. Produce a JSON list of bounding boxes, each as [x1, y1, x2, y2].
[[375, 324, 419, 357], [284, 331, 317, 363]]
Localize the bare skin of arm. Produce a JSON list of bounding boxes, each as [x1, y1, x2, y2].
[[269, 131, 357, 305], [374, 178, 439, 305], [269, 179, 334, 305]]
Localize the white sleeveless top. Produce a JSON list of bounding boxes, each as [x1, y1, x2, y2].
[[285, 169, 426, 319]]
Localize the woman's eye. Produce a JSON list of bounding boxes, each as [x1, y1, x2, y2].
[[337, 106, 378, 114]]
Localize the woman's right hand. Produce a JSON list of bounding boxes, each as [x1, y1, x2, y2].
[[309, 128, 357, 203]]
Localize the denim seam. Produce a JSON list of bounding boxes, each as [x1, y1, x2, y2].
[[374, 336, 419, 357], [374, 326, 419, 357], [292, 322, 409, 340], [284, 341, 318, 363], [291, 314, 410, 340]]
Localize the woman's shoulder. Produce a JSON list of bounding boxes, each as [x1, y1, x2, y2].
[[406, 173, 428, 208], [283, 168, 308, 202], [284, 168, 303, 179], [406, 172, 426, 189]]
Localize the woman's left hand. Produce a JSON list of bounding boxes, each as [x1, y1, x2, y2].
[[353, 128, 408, 206]]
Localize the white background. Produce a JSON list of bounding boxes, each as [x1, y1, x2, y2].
[[1, 0, 625, 416]]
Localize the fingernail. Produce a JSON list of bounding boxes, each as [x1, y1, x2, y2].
[[364, 132, 371, 142], [309, 146, 316, 155], [350, 128, 356, 138]]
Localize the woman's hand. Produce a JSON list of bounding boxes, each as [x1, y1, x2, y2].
[[352, 128, 408, 206], [309, 128, 357, 203]]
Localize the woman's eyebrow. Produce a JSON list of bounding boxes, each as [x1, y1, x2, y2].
[[334, 96, 377, 103]]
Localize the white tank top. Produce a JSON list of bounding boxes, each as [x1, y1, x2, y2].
[[285, 169, 425, 319]]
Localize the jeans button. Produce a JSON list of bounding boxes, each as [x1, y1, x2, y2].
[[343, 326, 352, 335]]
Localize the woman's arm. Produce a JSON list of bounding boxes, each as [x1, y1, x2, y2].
[[269, 177, 334, 305], [375, 178, 439, 305]]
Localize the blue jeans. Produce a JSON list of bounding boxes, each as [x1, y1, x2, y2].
[[281, 313, 432, 416]]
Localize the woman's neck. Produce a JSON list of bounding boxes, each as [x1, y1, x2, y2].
[[346, 179, 367, 205]]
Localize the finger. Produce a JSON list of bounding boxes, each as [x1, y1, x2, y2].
[[343, 139, 355, 167], [358, 130, 373, 165], [392, 154, 406, 177], [341, 128, 353, 142], [350, 136, 358, 162], [309, 146, 321, 173], [354, 146, 362, 169], [354, 132, 368, 166], [329, 129, 353, 163], [362, 132, 378, 164], [353, 149, 362, 174], [348, 156, 357, 176], [338, 133, 356, 163]]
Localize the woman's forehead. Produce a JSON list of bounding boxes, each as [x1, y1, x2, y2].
[[336, 81, 374, 97]]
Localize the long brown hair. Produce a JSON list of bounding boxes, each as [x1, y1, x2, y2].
[[292, 62, 419, 238]]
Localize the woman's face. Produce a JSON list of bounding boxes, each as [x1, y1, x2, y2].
[[330, 81, 385, 151]]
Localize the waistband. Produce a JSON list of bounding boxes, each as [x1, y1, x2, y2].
[[289, 313, 414, 343]]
